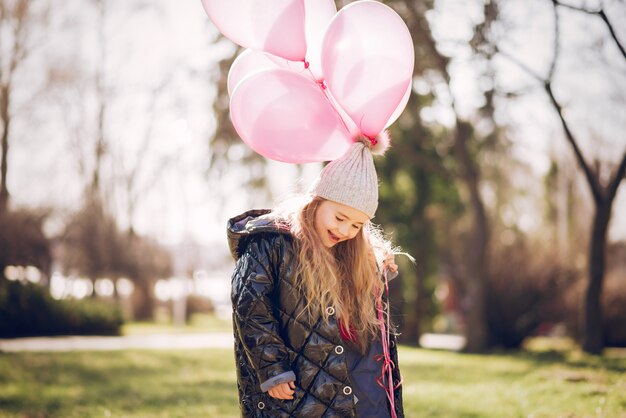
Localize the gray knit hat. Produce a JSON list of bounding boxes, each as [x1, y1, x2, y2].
[[309, 135, 390, 218]]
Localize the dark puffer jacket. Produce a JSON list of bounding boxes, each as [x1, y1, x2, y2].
[[227, 209, 404, 418]]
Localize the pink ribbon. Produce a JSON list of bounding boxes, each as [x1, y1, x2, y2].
[[375, 269, 402, 418]]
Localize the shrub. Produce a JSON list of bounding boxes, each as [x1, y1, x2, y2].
[[185, 295, 215, 322], [564, 269, 626, 348], [0, 209, 51, 282], [603, 270, 626, 347], [486, 241, 577, 348], [0, 281, 123, 338]]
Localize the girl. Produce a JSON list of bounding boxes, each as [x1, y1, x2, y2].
[[227, 139, 404, 417]]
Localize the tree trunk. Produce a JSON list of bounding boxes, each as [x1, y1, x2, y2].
[[455, 121, 490, 353], [401, 242, 424, 345], [132, 278, 155, 321], [463, 186, 490, 352], [401, 172, 434, 346], [0, 85, 10, 214], [582, 200, 611, 354]]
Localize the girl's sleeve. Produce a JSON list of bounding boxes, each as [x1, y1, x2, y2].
[[231, 234, 295, 391]]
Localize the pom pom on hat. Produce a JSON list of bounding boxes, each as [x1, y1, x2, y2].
[[360, 130, 391, 156]]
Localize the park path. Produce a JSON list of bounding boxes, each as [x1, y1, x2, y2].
[[0, 332, 464, 352], [0, 332, 234, 352]]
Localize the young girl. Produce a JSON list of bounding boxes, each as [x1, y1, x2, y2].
[[227, 139, 404, 417]]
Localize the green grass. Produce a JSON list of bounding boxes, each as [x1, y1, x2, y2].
[[400, 344, 626, 417], [0, 341, 624, 417], [122, 313, 232, 335], [0, 350, 238, 418]]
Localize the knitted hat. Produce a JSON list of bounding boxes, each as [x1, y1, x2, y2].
[[310, 133, 390, 218]]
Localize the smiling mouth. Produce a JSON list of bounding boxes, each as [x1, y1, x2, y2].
[[328, 231, 341, 244]]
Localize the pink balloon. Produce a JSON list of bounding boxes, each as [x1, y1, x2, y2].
[[385, 81, 412, 128], [201, 0, 307, 61], [321, 1, 414, 138], [303, 0, 337, 82], [228, 50, 296, 97], [230, 69, 353, 163]]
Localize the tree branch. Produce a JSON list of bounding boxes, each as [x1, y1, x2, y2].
[[496, 48, 544, 82], [497, 2, 605, 203], [599, 9, 626, 59], [402, 0, 450, 80], [543, 82, 603, 202], [548, 2, 560, 79], [553, 1, 600, 14], [607, 150, 626, 202], [553, 0, 626, 59]]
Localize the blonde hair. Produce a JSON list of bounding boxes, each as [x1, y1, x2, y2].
[[274, 195, 393, 353]]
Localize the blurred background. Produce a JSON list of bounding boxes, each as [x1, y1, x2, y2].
[[1, 0, 625, 359]]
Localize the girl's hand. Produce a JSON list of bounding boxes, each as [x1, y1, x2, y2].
[[268, 381, 295, 400], [383, 254, 398, 275]]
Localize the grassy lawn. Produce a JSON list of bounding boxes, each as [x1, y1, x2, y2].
[[122, 313, 232, 335], [0, 341, 624, 417]]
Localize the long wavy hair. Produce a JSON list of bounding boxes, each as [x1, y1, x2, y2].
[[274, 195, 393, 353]]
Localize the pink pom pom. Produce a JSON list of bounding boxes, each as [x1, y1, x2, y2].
[[355, 131, 391, 156], [370, 130, 391, 156]]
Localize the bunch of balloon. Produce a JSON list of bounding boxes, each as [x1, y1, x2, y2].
[[201, 0, 414, 163]]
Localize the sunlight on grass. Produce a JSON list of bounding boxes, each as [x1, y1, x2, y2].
[[0, 342, 624, 417], [399, 345, 626, 418], [0, 349, 240, 418], [122, 313, 232, 336]]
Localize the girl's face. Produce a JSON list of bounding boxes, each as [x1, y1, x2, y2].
[[314, 200, 369, 248]]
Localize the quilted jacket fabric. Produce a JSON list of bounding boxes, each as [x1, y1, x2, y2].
[[227, 209, 404, 418]]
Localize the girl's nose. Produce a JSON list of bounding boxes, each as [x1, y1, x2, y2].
[[338, 224, 350, 237]]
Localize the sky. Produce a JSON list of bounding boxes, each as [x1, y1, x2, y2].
[[5, 0, 626, 248]]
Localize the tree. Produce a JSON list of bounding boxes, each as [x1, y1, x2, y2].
[[0, 208, 51, 283], [0, 0, 47, 213], [48, 0, 175, 318], [0, 0, 51, 287], [60, 197, 172, 319], [376, 116, 453, 344], [374, 0, 499, 351], [477, 0, 625, 354], [207, 37, 271, 210], [60, 198, 123, 284]]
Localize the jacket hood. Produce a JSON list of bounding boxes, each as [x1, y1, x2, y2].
[[227, 209, 292, 260]]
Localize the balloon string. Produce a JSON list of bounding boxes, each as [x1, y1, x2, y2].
[[301, 60, 355, 140], [321, 83, 354, 139], [302, 60, 358, 145], [375, 268, 402, 418]]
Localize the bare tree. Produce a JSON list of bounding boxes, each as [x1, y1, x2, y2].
[[207, 36, 272, 213], [90, 0, 108, 204], [0, 0, 42, 212], [118, 71, 177, 237], [0, 208, 51, 283], [481, 0, 626, 354], [0, 1, 52, 285]]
